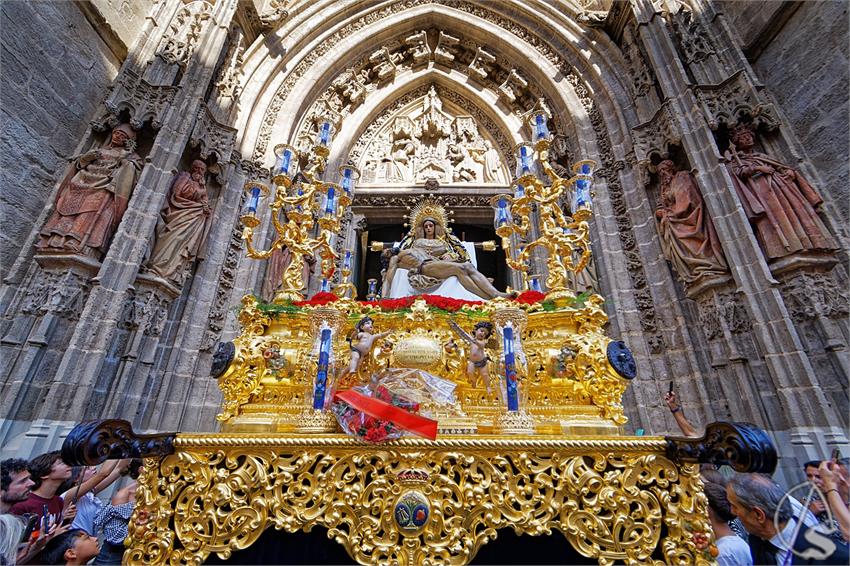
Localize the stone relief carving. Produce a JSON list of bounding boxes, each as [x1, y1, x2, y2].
[[357, 86, 509, 185], [258, 0, 289, 29], [348, 85, 514, 181], [254, 12, 555, 160], [780, 271, 850, 323], [695, 295, 723, 341], [119, 288, 171, 336], [157, 1, 214, 68], [632, 102, 681, 166], [354, 194, 494, 209], [98, 69, 179, 131], [189, 103, 238, 164], [201, 218, 242, 351], [670, 7, 717, 65], [717, 291, 752, 335], [215, 27, 246, 100], [19, 269, 91, 321], [694, 71, 780, 131], [620, 24, 656, 98]]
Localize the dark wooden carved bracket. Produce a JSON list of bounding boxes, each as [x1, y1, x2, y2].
[[665, 421, 777, 474], [61, 419, 176, 466]]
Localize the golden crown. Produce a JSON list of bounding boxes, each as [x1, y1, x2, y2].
[[404, 197, 453, 231]]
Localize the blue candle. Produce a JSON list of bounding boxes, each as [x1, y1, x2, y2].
[[534, 114, 549, 141], [575, 178, 591, 209], [529, 277, 542, 293], [519, 145, 533, 176], [514, 183, 525, 198], [321, 279, 330, 293], [247, 186, 261, 214], [319, 121, 332, 146], [367, 279, 377, 296], [502, 324, 519, 411], [324, 185, 336, 216], [495, 196, 510, 228], [312, 327, 332, 409], [343, 250, 352, 270], [341, 167, 354, 197]]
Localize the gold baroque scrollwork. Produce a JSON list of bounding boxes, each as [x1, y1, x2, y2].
[[126, 438, 711, 565]]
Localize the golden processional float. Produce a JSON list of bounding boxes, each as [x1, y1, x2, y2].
[[62, 114, 777, 565]]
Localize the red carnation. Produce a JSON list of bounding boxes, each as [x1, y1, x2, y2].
[[514, 291, 546, 304]]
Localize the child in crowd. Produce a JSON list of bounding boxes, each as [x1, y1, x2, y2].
[[39, 529, 100, 566]]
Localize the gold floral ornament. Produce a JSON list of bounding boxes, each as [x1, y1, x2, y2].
[[124, 437, 713, 566]]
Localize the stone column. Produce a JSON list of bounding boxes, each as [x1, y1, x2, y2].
[[630, 0, 847, 477]]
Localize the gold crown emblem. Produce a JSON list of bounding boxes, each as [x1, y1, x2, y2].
[[404, 197, 453, 231], [396, 469, 430, 485]]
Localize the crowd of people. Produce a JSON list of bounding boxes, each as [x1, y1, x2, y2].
[[665, 391, 850, 565], [0, 453, 141, 565]]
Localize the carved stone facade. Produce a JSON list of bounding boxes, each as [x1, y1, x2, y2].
[[0, 0, 847, 485]]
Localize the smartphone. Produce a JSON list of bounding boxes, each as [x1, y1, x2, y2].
[[20, 514, 38, 543], [832, 447, 842, 463], [41, 504, 50, 533], [668, 381, 674, 394]]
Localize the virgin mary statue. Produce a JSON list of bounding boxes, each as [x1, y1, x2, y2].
[[381, 198, 511, 301]]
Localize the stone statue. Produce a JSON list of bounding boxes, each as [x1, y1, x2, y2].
[[725, 123, 837, 260], [655, 160, 728, 285], [146, 160, 211, 282], [385, 136, 415, 182], [381, 200, 512, 300], [37, 123, 142, 259], [480, 140, 501, 182]]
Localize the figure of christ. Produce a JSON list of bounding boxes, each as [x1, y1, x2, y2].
[[448, 320, 494, 393], [337, 316, 392, 386], [381, 218, 513, 300]]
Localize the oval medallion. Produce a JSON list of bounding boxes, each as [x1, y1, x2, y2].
[[607, 340, 637, 379], [393, 490, 430, 536]]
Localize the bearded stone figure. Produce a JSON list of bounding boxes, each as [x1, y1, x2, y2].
[[146, 160, 212, 283], [655, 160, 728, 286], [37, 123, 142, 259], [725, 123, 838, 260]]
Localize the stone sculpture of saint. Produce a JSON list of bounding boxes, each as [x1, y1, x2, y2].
[[37, 123, 142, 259], [480, 140, 501, 183], [655, 160, 728, 285], [146, 160, 211, 283], [381, 206, 512, 300], [725, 123, 837, 260]]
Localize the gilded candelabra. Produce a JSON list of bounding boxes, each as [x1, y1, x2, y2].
[[493, 113, 596, 302], [240, 121, 360, 302]]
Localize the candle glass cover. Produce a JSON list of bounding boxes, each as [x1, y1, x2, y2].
[[272, 144, 299, 182], [513, 142, 537, 179], [338, 165, 360, 205]]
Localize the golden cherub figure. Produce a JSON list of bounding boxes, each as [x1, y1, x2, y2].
[[448, 320, 494, 393]]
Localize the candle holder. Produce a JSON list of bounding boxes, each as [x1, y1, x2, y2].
[[241, 124, 353, 303], [365, 278, 379, 301], [334, 251, 357, 299], [494, 115, 596, 303]]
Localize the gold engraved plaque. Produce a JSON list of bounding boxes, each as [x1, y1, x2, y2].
[[393, 335, 442, 368]]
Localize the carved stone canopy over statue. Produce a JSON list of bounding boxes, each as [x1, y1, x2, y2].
[[145, 160, 212, 284], [725, 123, 838, 261], [381, 198, 511, 301], [359, 86, 508, 185], [37, 123, 142, 260], [654, 160, 728, 286]]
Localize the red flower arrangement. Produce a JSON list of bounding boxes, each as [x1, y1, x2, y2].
[[285, 290, 544, 311], [293, 291, 339, 307], [514, 290, 547, 304]]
